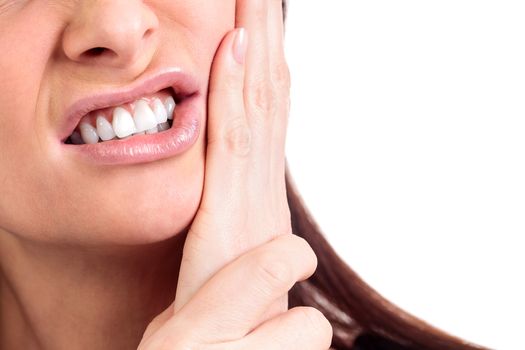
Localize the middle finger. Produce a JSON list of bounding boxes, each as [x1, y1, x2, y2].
[[236, 0, 272, 123]]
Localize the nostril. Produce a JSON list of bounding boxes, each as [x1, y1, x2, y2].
[[84, 47, 108, 57], [143, 28, 153, 40]]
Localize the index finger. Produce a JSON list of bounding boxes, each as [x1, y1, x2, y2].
[[174, 0, 286, 313]]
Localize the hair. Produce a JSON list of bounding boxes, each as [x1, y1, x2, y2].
[[282, 2, 487, 349]]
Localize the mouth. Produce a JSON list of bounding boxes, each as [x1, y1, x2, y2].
[[64, 88, 182, 145], [59, 69, 203, 165]]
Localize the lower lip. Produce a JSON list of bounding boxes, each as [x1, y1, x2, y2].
[[64, 94, 203, 165]]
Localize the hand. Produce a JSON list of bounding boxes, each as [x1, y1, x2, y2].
[[138, 0, 333, 348]]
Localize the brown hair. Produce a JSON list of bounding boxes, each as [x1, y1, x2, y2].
[[282, 2, 487, 349]]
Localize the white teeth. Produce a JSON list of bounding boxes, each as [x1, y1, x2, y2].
[[158, 122, 170, 131], [112, 107, 136, 138], [79, 122, 99, 144], [96, 115, 116, 141], [133, 100, 158, 133], [146, 126, 159, 134], [153, 98, 168, 124], [73, 95, 177, 143], [164, 96, 176, 120]]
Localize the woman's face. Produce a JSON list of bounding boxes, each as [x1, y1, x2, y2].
[[0, 1, 235, 246]]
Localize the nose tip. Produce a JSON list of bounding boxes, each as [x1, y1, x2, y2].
[[62, 0, 159, 68]]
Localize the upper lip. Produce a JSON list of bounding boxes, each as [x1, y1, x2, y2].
[[58, 68, 201, 142]]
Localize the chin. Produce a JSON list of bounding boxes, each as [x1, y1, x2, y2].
[[84, 162, 205, 246], [68, 118, 208, 247], [20, 147, 206, 248], [53, 187, 203, 247]]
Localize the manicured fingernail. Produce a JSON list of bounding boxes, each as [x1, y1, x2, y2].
[[232, 28, 247, 65]]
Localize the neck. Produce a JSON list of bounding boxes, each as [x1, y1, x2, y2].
[[0, 231, 186, 350]]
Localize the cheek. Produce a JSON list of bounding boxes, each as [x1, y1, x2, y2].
[[0, 10, 57, 162], [0, 7, 66, 238], [1, 143, 206, 245], [60, 155, 206, 245], [0, 0, 235, 245], [164, 0, 236, 73]]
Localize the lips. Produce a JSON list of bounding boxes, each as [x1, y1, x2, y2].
[[59, 69, 200, 142], [68, 90, 177, 144], [59, 68, 204, 165]]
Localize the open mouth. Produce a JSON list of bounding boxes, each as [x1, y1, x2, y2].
[[60, 69, 203, 165], [64, 88, 185, 145]]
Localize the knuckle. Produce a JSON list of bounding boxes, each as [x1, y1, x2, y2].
[[255, 250, 293, 292], [284, 234, 318, 271], [298, 307, 333, 347], [157, 336, 179, 350], [287, 232, 308, 247], [299, 236, 318, 272], [222, 71, 244, 91], [247, 81, 277, 116], [224, 118, 252, 157], [272, 61, 291, 91]]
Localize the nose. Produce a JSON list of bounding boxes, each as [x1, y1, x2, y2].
[[62, 0, 159, 69]]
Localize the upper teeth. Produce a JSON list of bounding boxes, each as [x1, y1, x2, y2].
[[96, 115, 116, 141], [153, 98, 168, 124], [79, 123, 99, 145], [112, 107, 137, 138], [76, 96, 176, 144]]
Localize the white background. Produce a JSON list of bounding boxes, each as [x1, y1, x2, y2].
[[284, 1, 524, 349]]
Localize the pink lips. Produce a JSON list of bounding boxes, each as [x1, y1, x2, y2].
[[59, 69, 203, 165]]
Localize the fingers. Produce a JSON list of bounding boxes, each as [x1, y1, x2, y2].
[[140, 301, 174, 341], [236, 0, 289, 120], [237, 0, 290, 184], [203, 27, 250, 209], [236, 0, 271, 120], [171, 234, 318, 344], [173, 28, 249, 312], [267, 0, 290, 158], [267, 0, 287, 78], [175, 0, 291, 324], [237, 306, 334, 350]]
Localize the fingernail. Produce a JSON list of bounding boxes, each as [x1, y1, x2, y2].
[[232, 28, 247, 65]]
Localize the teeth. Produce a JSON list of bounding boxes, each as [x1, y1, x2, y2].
[[79, 122, 99, 144], [158, 122, 170, 131], [112, 107, 136, 138], [164, 96, 176, 120], [72, 94, 177, 144], [96, 115, 116, 141], [146, 126, 159, 134], [133, 100, 158, 133], [153, 98, 168, 124]]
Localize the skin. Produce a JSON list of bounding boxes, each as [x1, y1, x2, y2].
[[0, 1, 332, 349]]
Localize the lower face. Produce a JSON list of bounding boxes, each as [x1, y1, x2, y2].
[[0, 1, 235, 246]]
